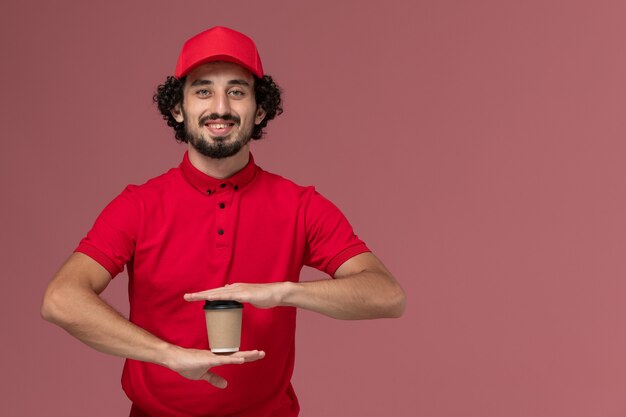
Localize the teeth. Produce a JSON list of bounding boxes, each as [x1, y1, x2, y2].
[[208, 123, 230, 129]]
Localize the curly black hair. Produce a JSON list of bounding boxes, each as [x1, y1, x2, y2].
[[153, 74, 283, 142]]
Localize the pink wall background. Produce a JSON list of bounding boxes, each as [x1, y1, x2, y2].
[[2, 0, 626, 416]]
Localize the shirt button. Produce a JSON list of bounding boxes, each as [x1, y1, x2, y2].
[[217, 229, 224, 235], [234, 185, 239, 191], [220, 183, 226, 188], [219, 203, 226, 209], [206, 189, 212, 195]]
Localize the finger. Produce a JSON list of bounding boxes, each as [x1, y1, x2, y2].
[[208, 350, 264, 366], [184, 287, 244, 302], [211, 354, 247, 366], [231, 350, 266, 362], [202, 372, 228, 389], [183, 290, 217, 301], [210, 350, 264, 364]]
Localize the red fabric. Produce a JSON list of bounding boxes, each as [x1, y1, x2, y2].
[[175, 26, 264, 78], [76, 152, 369, 417]]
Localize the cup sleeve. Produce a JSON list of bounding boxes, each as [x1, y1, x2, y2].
[[74, 185, 141, 278], [302, 188, 370, 276]]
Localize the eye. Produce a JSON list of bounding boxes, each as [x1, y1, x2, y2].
[[228, 89, 245, 97], [196, 89, 211, 97]]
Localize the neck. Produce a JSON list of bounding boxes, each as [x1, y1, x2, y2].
[[187, 144, 250, 179]]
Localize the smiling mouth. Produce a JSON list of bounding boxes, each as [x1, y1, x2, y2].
[[205, 122, 236, 136], [206, 123, 234, 129]]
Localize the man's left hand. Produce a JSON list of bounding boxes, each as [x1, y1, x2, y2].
[[184, 282, 290, 309]]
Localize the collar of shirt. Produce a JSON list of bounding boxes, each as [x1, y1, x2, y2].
[[179, 151, 258, 195]]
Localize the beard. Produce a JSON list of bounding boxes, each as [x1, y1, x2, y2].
[[184, 111, 253, 159]]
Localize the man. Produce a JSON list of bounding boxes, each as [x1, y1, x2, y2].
[[41, 26, 406, 417]]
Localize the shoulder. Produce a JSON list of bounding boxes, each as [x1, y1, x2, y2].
[[120, 167, 181, 202], [254, 168, 344, 217], [255, 167, 318, 199], [254, 167, 344, 218]]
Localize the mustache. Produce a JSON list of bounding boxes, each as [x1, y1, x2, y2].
[[199, 113, 241, 126]]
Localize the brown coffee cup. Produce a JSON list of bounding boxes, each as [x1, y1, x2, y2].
[[204, 300, 243, 354]]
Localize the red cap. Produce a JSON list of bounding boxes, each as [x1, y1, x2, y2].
[[175, 26, 264, 78]]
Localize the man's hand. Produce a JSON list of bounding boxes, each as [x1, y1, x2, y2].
[[43, 253, 267, 390], [165, 345, 265, 389], [183, 252, 405, 320], [184, 282, 290, 309]]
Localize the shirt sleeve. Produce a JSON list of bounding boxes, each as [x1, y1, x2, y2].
[[303, 187, 370, 276], [74, 185, 142, 278]]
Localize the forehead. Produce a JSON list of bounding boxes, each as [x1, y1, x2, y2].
[[184, 61, 254, 86]]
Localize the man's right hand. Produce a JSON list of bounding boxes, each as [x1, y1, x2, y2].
[[164, 346, 265, 388], [42, 253, 265, 390]]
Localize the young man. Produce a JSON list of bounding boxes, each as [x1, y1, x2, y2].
[[42, 26, 406, 417]]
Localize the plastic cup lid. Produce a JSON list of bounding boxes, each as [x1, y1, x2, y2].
[[203, 300, 244, 310]]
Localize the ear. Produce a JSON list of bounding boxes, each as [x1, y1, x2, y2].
[[171, 103, 184, 123], [254, 106, 267, 125]]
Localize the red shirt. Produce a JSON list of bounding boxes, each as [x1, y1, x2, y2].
[[75, 152, 369, 417]]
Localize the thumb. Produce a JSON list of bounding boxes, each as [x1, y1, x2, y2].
[[202, 372, 228, 389]]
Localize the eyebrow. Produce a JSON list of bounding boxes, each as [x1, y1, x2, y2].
[[228, 79, 251, 87], [190, 79, 251, 87], [190, 79, 212, 87]]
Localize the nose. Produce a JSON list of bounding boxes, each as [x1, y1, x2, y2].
[[210, 91, 231, 115]]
